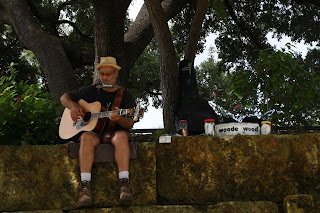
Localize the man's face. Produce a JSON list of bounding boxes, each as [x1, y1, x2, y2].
[[99, 67, 119, 85]]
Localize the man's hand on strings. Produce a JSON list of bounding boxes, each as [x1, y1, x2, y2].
[[70, 105, 84, 121], [109, 107, 121, 122]]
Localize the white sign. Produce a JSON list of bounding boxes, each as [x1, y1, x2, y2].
[[215, 122, 261, 136]]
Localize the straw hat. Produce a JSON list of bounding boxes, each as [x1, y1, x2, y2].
[[95, 56, 121, 71]]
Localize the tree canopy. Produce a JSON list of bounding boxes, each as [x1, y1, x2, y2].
[[0, 0, 319, 129], [170, 0, 320, 127]]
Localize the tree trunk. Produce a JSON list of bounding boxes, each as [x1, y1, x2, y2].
[[3, 0, 78, 101], [124, 0, 188, 73], [92, 0, 131, 85], [185, 0, 209, 63], [92, 0, 188, 87], [145, 0, 180, 130], [0, 0, 189, 117]]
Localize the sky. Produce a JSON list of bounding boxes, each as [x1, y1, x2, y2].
[[129, 0, 318, 129]]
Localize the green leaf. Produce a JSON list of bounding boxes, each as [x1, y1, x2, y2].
[[234, 92, 243, 100]]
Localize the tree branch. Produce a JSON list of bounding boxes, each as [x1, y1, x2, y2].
[[145, 0, 180, 129], [26, 0, 42, 21], [224, 0, 268, 50], [124, 0, 188, 71], [57, 20, 94, 42], [3, 0, 78, 101], [185, 0, 209, 63], [123, 0, 132, 12], [27, 0, 93, 41], [292, 0, 320, 7], [0, 6, 12, 25], [26, 0, 61, 36], [56, 1, 74, 20], [62, 40, 95, 68], [146, 89, 162, 96]]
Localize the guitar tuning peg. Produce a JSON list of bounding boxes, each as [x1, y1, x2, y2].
[[133, 103, 140, 121]]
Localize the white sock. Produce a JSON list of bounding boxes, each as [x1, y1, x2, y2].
[[81, 172, 91, 182], [119, 171, 129, 180]]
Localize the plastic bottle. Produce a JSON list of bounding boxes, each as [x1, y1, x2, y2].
[[178, 120, 188, 136], [204, 119, 215, 136], [261, 121, 272, 135]]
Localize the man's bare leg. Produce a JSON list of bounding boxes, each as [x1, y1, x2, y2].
[[111, 131, 133, 203], [77, 132, 100, 208], [79, 132, 100, 172], [111, 131, 130, 172]]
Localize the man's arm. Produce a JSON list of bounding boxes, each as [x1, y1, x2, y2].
[[60, 93, 84, 121]]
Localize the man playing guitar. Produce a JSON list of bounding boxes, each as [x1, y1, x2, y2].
[[60, 56, 135, 208]]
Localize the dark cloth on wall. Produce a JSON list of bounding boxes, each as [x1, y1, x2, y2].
[[68, 141, 138, 162]]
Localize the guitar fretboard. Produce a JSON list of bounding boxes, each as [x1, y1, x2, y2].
[[91, 109, 128, 119]]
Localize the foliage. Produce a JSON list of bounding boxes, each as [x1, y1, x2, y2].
[[0, 65, 63, 145], [272, 0, 320, 44], [0, 24, 41, 84], [252, 48, 320, 127], [196, 52, 234, 120], [196, 49, 230, 101], [199, 48, 320, 127], [213, 0, 320, 74], [128, 42, 162, 108], [1, 0, 320, 129], [170, 0, 220, 59]]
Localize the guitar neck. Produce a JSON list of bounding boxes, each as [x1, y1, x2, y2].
[[91, 109, 128, 119]]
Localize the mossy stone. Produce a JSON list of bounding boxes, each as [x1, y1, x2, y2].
[[284, 194, 320, 213], [0, 143, 156, 211], [156, 134, 320, 204], [69, 201, 279, 212]]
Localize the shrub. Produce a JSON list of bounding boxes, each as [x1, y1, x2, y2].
[[0, 65, 63, 145]]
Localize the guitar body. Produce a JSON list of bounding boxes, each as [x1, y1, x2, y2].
[[59, 99, 144, 141], [59, 99, 102, 140]]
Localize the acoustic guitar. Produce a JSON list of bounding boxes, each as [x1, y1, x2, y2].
[[59, 99, 144, 140]]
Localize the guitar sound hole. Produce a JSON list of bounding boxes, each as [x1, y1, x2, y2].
[[83, 112, 91, 123]]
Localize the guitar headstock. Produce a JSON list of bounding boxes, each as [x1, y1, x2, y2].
[[125, 104, 144, 121]]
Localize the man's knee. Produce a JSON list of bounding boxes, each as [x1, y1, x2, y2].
[[80, 132, 100, 147], [111, 131, 130, 146]]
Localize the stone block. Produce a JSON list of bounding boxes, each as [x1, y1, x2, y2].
[[3, 211, 63, 213], [284, 194, 320, 213], [0, 143, 156, 211], [156, 134, 320, 204], [69, 201, 279, 212]]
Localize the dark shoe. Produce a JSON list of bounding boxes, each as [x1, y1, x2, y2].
[[119, 178, 134, 203], [77, 181, 93, 208]]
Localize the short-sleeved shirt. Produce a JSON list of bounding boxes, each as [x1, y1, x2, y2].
[[68, 84, 136, 133]]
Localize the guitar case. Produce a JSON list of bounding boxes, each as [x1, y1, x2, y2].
[[175, 59, 219, 135]]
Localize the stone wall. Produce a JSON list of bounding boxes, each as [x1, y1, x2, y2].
[[0, 134, 320, 212], [157, 134, 320, 204], [0, 143, 156, 211]]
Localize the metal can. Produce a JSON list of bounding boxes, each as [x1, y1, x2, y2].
[[204, 119, 215, 136], [261, 121, 272, 135], [179, 120, 188, 136]]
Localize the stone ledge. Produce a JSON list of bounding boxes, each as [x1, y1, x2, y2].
[[0, 143, 156, 212], [1, 134, 320, 211], [156, 134, 320, 204], [69, 201, 280, 213], [5, 196, 320, 212], [3, 211, 63, 213]]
